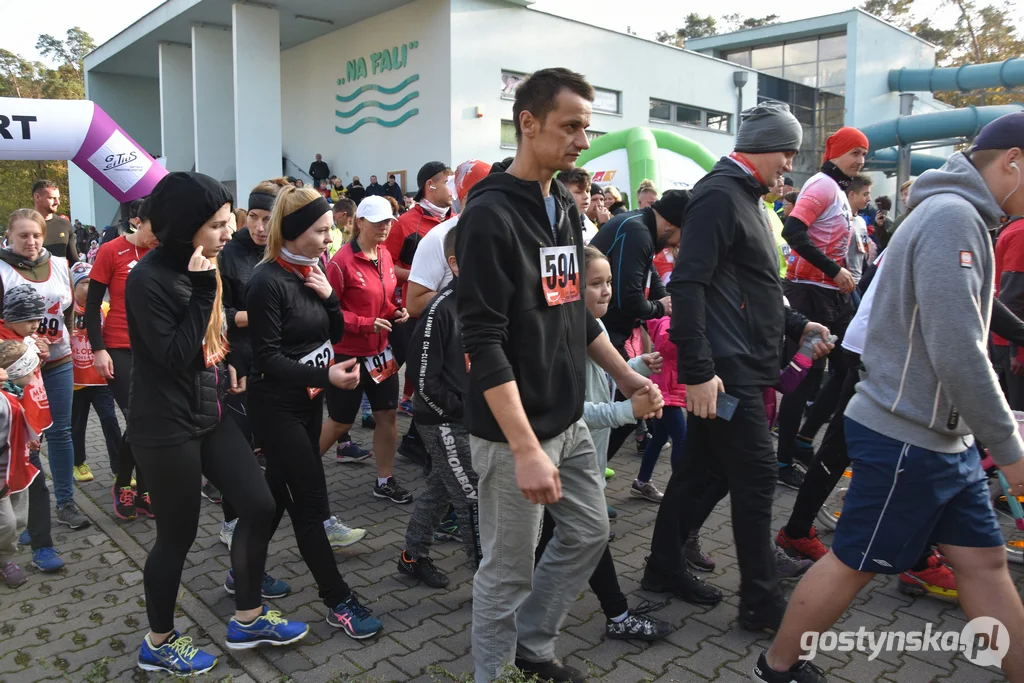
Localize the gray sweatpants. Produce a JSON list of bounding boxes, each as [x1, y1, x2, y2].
[[0, 491, 29, 564], [470, 418, 609, 682], [404, 421, 481, 564]]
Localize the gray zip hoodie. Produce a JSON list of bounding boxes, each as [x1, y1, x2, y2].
[[846, 152, 1024, 466]]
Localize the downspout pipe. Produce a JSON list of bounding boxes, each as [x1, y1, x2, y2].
[[889, 58, 1024, 92]]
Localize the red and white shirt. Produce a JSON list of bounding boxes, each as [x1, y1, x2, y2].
[[787, 172, 853, 289]]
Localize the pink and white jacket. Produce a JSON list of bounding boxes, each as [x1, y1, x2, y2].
[[646, 316, 687, 408]]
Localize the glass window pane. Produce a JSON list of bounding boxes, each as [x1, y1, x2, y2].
[[818, 58, 846, 88], [784, 63, 818, 88], [587, 130, 605, 141], [706, 112, 731, 132], [784, 39, 817, 65], [675, 105, 702, 126], [724, 49, 751, 67], [818, 34, 846, 61], [594, 88, 620, 114], [501, 71, 525, 98], [649, 99, 672, 121], [761, 66, 784, 79], [500, 120, 517, 148], [751, 44, 783, 69]]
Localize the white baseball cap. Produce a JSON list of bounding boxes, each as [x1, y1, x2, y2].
[[355, 195, 394, 222]]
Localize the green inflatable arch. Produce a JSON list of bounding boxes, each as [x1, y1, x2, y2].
[[576, 126, 718, 203]]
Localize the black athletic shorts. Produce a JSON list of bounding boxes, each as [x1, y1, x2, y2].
[[326, 353, 400, 424]]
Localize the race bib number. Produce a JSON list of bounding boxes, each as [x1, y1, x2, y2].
[[36, 315, 62, 341], [363, 345, 398, 384], [539, 246, 580, 306], [300, 341, 334, 398]]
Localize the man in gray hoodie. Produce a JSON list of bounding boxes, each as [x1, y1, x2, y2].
[[754, 112, 1024, 683]]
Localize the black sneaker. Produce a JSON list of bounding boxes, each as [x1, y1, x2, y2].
[[641, 558, 723, 605], [777, 465, 805, 490], [752, 651, 826, 682], [739, 598, 787, 632], [397, 434, 428, 466], [201, 481, 222, 504], [374, 476, 413, 504], [514, 657, 585, 683], [605, 611, 672, 641], [397, 551, 449, 588]]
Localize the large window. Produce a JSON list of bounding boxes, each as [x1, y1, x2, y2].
[[720, 33, 846, 91], [500, 120, 518, 149], [649, 99, 732, 134], [501, 70, 621, 114]]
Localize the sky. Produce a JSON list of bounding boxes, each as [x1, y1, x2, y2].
[[0, 0, 1004, 65]]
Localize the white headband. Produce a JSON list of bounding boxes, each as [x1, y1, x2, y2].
[[5, 343, 39, 381]]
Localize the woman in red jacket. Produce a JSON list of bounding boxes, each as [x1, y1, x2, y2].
[[321, 196, 411, 504]]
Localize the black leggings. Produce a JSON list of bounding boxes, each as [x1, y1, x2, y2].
[[249, 383, 352, 608], [108, 349, 146, 494], [221, 390, 253, 525], [133, 418, 275, 633], [535, 509, 627, 619]]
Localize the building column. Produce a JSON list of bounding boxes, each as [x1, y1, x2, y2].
[[159, 43, 195, 173], [192, 25, 236, 195], [232, 3, 282, 203]]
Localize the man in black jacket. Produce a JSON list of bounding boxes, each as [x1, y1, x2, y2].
[[308, 154, 330, 189], [457, 68, 662, 683], [643, 102, 833, 632], [365, 175, 385, 197], [384, 174, 404, 204], [346, 177, 366, 205]]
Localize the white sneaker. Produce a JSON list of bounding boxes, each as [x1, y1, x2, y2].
[[220, 519, 238, 550], [324, 516, 366, 548]]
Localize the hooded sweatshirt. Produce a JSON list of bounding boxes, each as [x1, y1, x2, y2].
[[846, 153, 1024, 466], [124, 172, 234, 448], [456, 162, 603, 442]]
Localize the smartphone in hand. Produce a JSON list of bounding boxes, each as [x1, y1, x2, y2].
[[717, 392, 740, 421]]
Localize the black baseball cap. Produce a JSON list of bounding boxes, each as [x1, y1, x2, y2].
[[969, 112, 1024, 153], [414, 161, 448, 201]]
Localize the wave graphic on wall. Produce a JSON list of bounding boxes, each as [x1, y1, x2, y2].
[[335, 74, 420, 134]]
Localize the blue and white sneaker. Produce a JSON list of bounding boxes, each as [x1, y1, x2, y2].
[[138, 631, 218, 676], [31, 547, 64, 572], [18, 531, 30, 546], [224, 569, 291, 599], [225, 605, 309, 650], [327, 594, 383, 639]]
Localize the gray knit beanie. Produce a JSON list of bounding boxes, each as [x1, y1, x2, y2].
[[734, 102, 803, 154], [4, 284, 46, 324]]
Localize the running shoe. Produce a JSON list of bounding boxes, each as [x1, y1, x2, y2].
[[397, 434, 429, 466], [73, 463, 94, 482], [201, 481, 222, 504], [224, 569, 292, 599], [225, 606, 308, 650], [135, 492, 154, 519], [18, 531, 30, 546], [775, 526, 828, 562], [739, 597, 787, 632], [898, 553, 958, 600], [776, 464, 805, 490], [640, 558, 723, 605], [113, 486, 136, 520], [630, 479, 664, 502], [683, 530, 715, 572], [399, 399, 414, 416], [635, 432, 651, 454], [775, 545, 813, 580], [752, 651, 826, 683], [604, 467, 615, 480], [56, 502, 90, 530], [397, 551, 450, 588], [327, 595, 383, 639], [515, 657, 586, 683], [137, 631, 218, 676], [607, 504, 617, 520], [220, 519, 237, 550], [3, 561, 27, 588], [434, 515, 461, 543], [373, 476, 413, 504], [605, 611, 672, 641], [336, 440, 373, 463], [324, 516, 366, 548], [361, 413, 376, 429], [31, 547, 64, 572]]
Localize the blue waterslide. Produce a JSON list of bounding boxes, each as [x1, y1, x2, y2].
[[889, 58, 1024, 93]]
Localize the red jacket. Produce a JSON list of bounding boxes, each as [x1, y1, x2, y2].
[[383, 204, 450, 304], [325, 240, 398, 358], [646, 316, 687, 408]]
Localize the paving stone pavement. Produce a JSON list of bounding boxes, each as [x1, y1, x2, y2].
[[1, 410, 1020, 682]]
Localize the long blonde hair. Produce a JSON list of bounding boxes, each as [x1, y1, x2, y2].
[[262, 185, 324, 264]]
